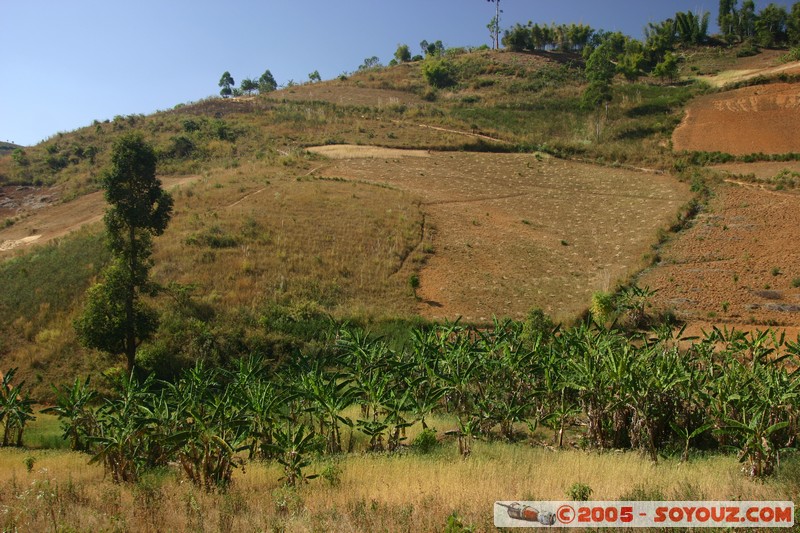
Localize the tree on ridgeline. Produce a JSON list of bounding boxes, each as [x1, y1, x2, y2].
[[258, 69, 278, 93], [240, 78, 258, 95], [219, 71, 235, 98], [719, 0, 738, 42], [755, 3, 789, 47], [394, 44, 412, 63], [486, 0, 501, 49]]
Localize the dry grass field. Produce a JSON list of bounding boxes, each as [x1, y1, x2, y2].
[[150, 161, 423, 317], [0, 442, 792, 532], [310, 147, 690, 321]]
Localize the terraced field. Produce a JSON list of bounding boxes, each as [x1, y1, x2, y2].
[[672, 82, 800, 155], [309, 146, 690, 321]]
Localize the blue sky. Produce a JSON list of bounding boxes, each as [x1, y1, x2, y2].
[[0, 0, 794, 146]]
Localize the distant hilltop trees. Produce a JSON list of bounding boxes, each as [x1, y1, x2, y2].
[[218, 69, 279, 98]]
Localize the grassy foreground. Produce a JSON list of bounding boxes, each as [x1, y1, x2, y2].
[[0, 442, 796, 532]]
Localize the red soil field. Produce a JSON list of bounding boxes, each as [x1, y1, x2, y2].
[[672, 83, 800, 155]]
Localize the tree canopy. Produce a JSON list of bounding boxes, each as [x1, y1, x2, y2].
[[219, 71, 235, 98], [258, 70, 278, 93], [76, 133, 173, 373]]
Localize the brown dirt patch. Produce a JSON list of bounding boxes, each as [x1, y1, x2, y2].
[[0, 176, 199, 254], [307, 145, 430, 159], [639, 182, 800, 328], [317, 151, 689, 321], [273, 82, 421, 107], [673, 83, 800, 155]]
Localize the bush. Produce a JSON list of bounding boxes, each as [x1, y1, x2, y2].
[[522, 308, 556, 343], [566, 482, 593, 501], [421, 59, 456, 88], [590, 291, 615, 324], [412, 428, 440, 454]]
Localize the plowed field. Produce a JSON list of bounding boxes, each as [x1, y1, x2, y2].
[[639, 183, 800, 327], [310, 146, 690, 321], [672, 82, 800, 155]]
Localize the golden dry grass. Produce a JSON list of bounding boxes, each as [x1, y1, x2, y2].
[[151, 160, 423, 317], [0, 443, 791, 532]]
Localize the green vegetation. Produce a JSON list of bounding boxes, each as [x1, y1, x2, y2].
[[27, 319, 800, 494], [0, 368, 35, 447], [218, 71, 235, 98], [74, 133, 173, 373]]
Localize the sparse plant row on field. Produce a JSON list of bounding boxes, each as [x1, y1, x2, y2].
[[12, 316, 797, 496]]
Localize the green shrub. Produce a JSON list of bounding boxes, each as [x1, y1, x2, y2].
[[412, 428, 440, 454], [590, 291, 615, 324], [421, 59, 456, 88], [566, 482, 593, 501]]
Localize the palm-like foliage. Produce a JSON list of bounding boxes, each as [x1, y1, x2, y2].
[[42, 318, 800, 486], [0, 368, 35, 447], [42, 376, 97, 451]]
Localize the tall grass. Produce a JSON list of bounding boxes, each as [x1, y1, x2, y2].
[[0, 444, 790, 532]]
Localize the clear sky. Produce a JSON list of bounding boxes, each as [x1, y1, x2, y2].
[[0, 0, 795, 146]]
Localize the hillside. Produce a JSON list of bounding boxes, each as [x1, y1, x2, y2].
[[0, 141, 21, 156], [1, 45, 800, 396]]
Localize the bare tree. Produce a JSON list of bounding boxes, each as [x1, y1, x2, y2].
[[487, 0, 501, 49]]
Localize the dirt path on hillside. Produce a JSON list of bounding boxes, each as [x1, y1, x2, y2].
[[697, 54, 800, 87], [0, 176, 199, 254]]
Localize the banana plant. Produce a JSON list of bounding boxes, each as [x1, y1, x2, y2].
[[266, 423, 320, 487], [625, 345, 689, 462], [241, 381, 295, 459], [565, 325, 618, 448], [0, 369, 35, 447], [43, 376, 97, 451], [298, 363, 354, 454], [717, 415, 790, 477], [89, 372, 158, 482], [169, 367, 250, 491]]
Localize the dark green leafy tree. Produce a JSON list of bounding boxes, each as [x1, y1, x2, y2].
[[719, 0, 738, 42], [75, 133, 173, 373], [218, 71, 235, 98], [582, 44, 615, 109], [358, 56, 382, 70], [653, 51, 680, 83], [755, 3, 789, 47], [674, 11, 710, 45], [420, 39, 445, 57], [308, 70, 321, 83], [737, 1, 757, 41], [789, 2, 800, 45], [421, 58, 456, 88], [503, 23, 533, 51], [258, 70, 278, 93], [240, 78, 258, 95]]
